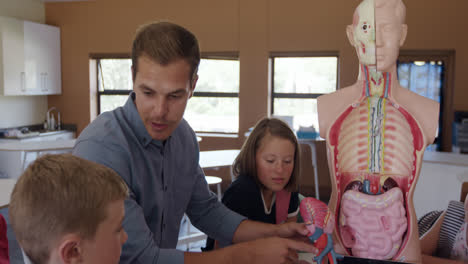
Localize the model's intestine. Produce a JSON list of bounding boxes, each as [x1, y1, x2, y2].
[[340, 188, 407, 259], [330, 90, 423, 260]]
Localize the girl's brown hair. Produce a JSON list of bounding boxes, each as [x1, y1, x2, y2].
[[232, 117, 301, 192]]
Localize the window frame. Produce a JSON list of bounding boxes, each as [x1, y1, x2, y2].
[[91, 52, 240, 134], [269, 51, 340, 125], [188, 52, 240, 135], [398, 50, 455, 152]]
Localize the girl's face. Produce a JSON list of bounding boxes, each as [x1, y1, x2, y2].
[[255, 133, 295, 193]]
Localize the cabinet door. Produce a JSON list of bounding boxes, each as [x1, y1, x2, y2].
[[23, 21, 42, 95], [41, 24, 61, 94], [0, 16, 26, 95], [23, 21, 61, 95]]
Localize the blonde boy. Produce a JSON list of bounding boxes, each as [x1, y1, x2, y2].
[[9, 154, 128, 264]]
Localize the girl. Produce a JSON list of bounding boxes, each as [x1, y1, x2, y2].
[[204, 117, 301, 250]]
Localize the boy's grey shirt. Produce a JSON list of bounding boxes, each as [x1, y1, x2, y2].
[[73, 93, 245, 263]]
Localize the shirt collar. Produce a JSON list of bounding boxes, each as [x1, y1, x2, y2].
[[123, 92, 164, 148]]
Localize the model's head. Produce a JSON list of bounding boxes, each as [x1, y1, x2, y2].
[[375, 0, 407, 72], [349, 0, 376, 67], [233, 118, 300, 192], [131, 21, 200, 141], [348, 0, 407, 72], [9, 154, 129, 264]]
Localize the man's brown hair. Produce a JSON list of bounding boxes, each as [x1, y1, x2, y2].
[[232, 117, 301, 192], [131, 21, 200, 84], [9, 154, 128, 264]]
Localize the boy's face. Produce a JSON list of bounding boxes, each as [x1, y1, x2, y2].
[[80, 199, 127, 264]]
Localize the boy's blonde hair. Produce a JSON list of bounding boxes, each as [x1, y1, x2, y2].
[[9, 154, 128, 264], [233, 117, 301, 192]]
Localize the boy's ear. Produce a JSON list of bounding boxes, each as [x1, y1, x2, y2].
[[58, 235, 83, 264]]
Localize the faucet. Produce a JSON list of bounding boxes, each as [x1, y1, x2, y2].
[[46, 107, 61, 131]]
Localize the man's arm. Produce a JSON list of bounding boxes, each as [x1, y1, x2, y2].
[[73, 140, 185, 264], [185, 236, 317, 264], [232, 219, 310, 243]]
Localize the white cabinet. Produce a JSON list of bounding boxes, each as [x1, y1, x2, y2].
[[0, 16, 61, 95]]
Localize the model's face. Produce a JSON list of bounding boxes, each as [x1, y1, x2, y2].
[[80, 200, 127, 264], [375, 0, 404, 72], [133, 55, 195, 141], [255, 134, 295, 193], [353, 0, 376, 67], [352, 0, 405, 72]]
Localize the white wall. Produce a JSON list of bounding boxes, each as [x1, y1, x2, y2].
[[0, 0, 47, 128]]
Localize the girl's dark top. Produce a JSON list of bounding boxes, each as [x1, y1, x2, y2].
[[203, 174, 299, 251]]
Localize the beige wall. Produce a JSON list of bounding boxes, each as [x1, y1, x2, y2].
[[46, 0, 468, 148], [45, 0, 468, 197], [0, 0, 47, 128]]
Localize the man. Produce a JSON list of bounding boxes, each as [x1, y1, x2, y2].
[[317, 0, 439, 263], [73, 21, 315, 264]]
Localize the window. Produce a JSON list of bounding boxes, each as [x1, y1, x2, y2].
[[398, 50, 455, 152], [270, 54, 339, 131], [95, 56, 240, 134], [185, 56, 239, 134], [398, 61, 443, 151], [97, 58, 133, 114]]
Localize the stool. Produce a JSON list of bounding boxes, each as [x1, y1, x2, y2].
[[205, 176, 222, 201]]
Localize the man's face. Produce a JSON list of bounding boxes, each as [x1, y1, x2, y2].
[[133, 55, 195, 141], [352, 0, 376, 67], [375, 0, 405, 72], [80, 200, 127, 264]]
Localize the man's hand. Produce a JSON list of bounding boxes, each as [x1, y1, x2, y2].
[[233, 220, 311, 244], [185, 236, 316, 264], [275, 222, 310, 238], [238, 237, 317, 264]]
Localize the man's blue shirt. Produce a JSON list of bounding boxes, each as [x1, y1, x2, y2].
[[73, 93, 245, 263]]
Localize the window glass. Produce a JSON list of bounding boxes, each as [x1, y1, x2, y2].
[[274, 57, 337, 94], [196, 59, 239, 93], [185, 97, 239, 133], [97, 57, 240, 133], [98, 59, 132, 91], [272, 56, 338, 132]]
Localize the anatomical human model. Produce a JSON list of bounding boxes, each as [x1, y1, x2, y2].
[[317, 0, 439, 263]]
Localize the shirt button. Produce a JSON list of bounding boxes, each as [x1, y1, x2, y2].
[[164, 186, 168, 191]]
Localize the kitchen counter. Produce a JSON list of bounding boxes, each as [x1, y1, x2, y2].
[[423, 150, 468, 167], [415, 151, 468, 218], [0, 130, 76, 179], [0, 139, 76, 151]]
